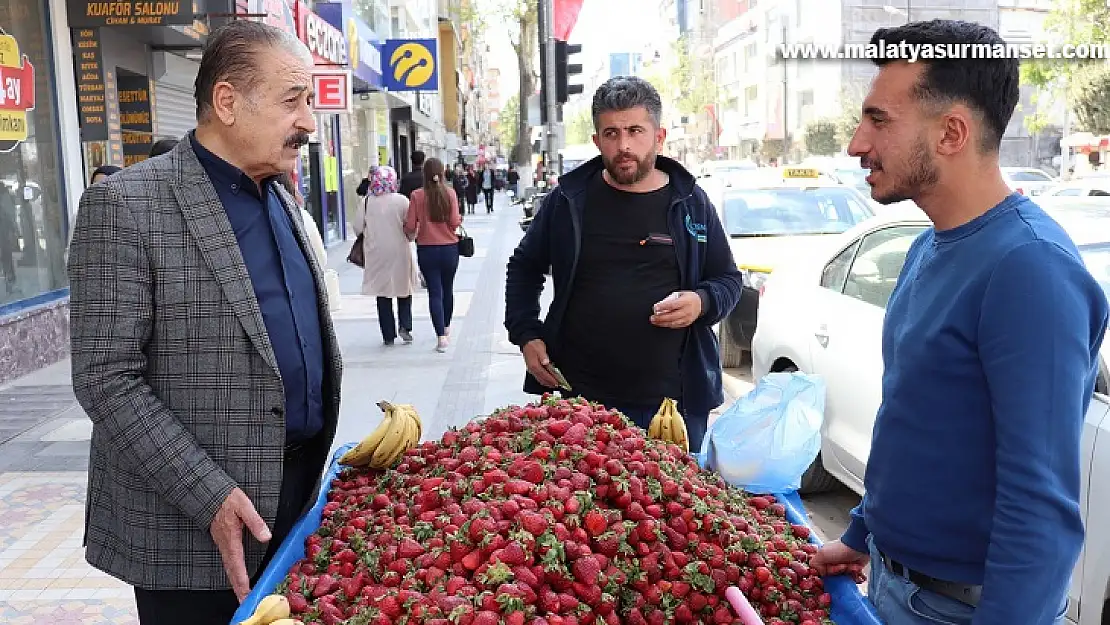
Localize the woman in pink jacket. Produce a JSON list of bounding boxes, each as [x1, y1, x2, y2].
[[404, 158, 463, 352]]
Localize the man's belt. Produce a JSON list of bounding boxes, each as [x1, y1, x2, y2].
[[878, 548, 983, 607]]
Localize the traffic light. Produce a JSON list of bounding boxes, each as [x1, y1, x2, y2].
[[556, 41, 583, 104]]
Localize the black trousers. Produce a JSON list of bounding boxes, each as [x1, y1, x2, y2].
[[483, 188, 494, 211], [133, 442, 322, 625]]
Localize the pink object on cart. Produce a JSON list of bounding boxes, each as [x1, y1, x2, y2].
[[726, 586, 765, 625]]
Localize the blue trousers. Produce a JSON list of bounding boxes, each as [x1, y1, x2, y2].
[[866, 535, 1066, 625], [416, 243, 459, 337]]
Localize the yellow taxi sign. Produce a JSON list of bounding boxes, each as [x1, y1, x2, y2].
[[783, 168, 821, 179]]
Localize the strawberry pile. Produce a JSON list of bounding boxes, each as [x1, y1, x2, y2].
[[275, 396, 841, 625]]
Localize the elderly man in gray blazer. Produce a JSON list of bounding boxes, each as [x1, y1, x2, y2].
[[67, 20, 341, 625]]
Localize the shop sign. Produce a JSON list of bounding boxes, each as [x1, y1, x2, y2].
[[312, 69, 350, 113], [73, 29, 108, 141], [118, 73, 153, 165], [299, 4, 347, 66], [0, 30, 36, 153], [381, 39, 438, 92], [314, 2, 382, 88], [67, 0, 196, 27]]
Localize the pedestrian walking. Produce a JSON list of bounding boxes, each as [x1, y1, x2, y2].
[[465, 166, 479, 214], [503, 76, 743, 453], [404, 157, 462, 353], [353, 165, 417, 345], [67, 20, 342, 625], [507, 165, 520, 196], [399, 150, 425, 199], [451, 164, 468, 218], [810, 20, 1109, 625], [481, 164, 495, 213]]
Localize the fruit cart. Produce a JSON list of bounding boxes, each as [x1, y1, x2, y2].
[[230, 435, 881, 625]]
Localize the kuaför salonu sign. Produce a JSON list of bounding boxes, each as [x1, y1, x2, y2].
[[67, 0, 196, 27]]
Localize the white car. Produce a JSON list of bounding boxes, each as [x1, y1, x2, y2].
[[751, 201, 1110, 625], [1045, 180, 1110, 198], [1002, 166, 1057, 196]]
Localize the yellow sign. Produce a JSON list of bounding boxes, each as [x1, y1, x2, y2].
[[0, 33, 36, 150], [324, 156, 338, 192], [783, 168, 820, 179], [346, 18, 359, 70], [389, 42, 435, 88]]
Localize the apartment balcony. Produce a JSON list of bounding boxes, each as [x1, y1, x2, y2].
[[439, 0, 462, 24]]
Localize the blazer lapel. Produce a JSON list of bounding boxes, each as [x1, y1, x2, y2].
[[170, 137, 281, 376]]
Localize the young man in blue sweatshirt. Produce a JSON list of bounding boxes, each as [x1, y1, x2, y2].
[[503, 77, 743, 452], [810, 21, 1110, 625]]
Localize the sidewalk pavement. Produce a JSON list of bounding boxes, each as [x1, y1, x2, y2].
[[0, 192, 742, 622]]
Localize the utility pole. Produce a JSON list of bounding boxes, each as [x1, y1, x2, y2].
[[540, 0, 559, 179]]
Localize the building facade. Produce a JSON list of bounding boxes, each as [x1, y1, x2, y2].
[[0, 0, 480, 385]]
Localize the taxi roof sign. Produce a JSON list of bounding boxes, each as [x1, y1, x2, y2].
[[783, 167, 821, 179]]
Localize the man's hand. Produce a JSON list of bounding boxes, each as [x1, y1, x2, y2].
[[522, 339, 561, 389], [811, 540, 869, 577], [210, 488, 271, 602], [650, 291, 702, 329]]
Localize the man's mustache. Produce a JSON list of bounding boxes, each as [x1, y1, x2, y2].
[[860, 156, 882, 170], [285, 132, 310, 149]]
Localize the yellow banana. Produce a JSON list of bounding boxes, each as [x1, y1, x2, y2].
[[239, 594, 290, 625], [648, 400, 667, 438], [659, 408, 674, 444], [340, 413, 393, 466], [669, 401, 690, 453], [370, 405, 410, 467]]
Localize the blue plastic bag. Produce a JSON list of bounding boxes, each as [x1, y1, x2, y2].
[[701, 371, 826, 494]]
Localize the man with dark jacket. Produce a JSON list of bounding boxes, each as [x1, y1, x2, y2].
[[399, 150, 425, 198], [504, 76, 743, 452]]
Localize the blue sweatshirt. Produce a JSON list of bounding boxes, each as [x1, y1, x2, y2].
[[841, 193, 1108, 624]]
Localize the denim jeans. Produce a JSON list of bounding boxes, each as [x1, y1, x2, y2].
[[376, 296, 412, 342], [866, 536, 1066, 625], [416, 243, 459, 337]]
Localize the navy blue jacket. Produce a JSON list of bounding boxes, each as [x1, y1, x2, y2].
[[504, 155, 743, 415]]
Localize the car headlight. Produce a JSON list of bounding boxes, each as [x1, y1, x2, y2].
[[740, 268, 771, 291]]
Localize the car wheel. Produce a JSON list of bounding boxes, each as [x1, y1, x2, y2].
[[719, 316, 746, 368], [799, 454, 840, 494]]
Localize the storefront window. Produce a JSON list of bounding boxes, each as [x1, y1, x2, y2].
[[0, 8, 68, 310]]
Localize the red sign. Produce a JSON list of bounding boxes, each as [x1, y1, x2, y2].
[[297, 1, 347, 66], [0, 53, 34, 111], [312, 70, 350, 113]]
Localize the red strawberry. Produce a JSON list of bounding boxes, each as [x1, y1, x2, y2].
[[399, 538, 425, 559], [584, 510, 608, 537], [561, 423, 588, 445], [572, 555, 602, 584], [518, 510, 549, 536], [473, 611, 500, 625], [501, 541, 527, 566], [312, 574, 338, 598]]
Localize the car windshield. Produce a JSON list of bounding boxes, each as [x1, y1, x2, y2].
[[1007, 170, 1053, 182], [1081, 244, 1110, 304], [722, 187, 874, 236], [835, 169, 870, 192]]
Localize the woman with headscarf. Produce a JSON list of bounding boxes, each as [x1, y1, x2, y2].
[[404, 158, 462, 353], [354, 165, 417, 345]]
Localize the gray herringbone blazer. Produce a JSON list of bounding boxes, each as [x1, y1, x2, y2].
[[67, 135, 343, 590]]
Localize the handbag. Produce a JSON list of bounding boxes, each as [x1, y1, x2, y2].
[[347, 196, 367, 267], [347, 233, 365, 267], [457, 226, 475, 258]]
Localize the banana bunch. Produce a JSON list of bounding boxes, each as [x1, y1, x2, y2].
[[647, 397, 690, 453], [339, 401, 423, 469], [239, 595, 301, 625]]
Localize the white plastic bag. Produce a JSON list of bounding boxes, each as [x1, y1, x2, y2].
[[701, 372, 826, 494]]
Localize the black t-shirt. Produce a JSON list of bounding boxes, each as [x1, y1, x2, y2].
[[557, 172, 685, 407]]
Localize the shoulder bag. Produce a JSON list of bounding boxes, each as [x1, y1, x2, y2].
[[347, 197, 366, 267], [457, 226, 475, 258]]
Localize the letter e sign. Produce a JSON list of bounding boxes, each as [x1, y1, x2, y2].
[[312, 70, 351, 113]]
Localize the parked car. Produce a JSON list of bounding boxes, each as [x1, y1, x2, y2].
[[749, 200, 1110, 625], [713, 167, 875, 367], [1001, 166, 1057, 196]]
